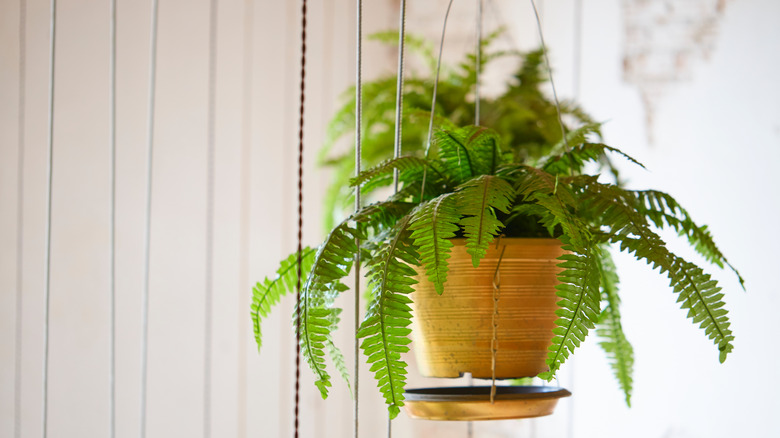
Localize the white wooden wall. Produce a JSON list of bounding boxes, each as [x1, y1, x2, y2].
[[1, 1, 779, 437]]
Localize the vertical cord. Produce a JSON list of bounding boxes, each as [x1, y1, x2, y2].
[[529, 0, 570, 153], [14, 2, 27, 438], [108, 0, 117, 437], [42, 1, 56, 436], [236, 1, 254, 438], [353, 1, 362, 438], [391, 0, 406, 193], [468, 3, 483, 436], [419, 0, 454, 201], [293, 1, 308, 438], [140, 1, 159, 437], [204, 1, 218, 437], [474, 0, 482, 126], [389, 3, 406, 436]]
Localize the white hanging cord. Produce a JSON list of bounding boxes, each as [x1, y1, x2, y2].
[[353, 1, 363, 438], [140, 0, 159, 436], [419, 0, 454, 201], [14, 2, 27, 438], [236, 1, 254, 437], [529, 0, 570, 153], [391, 0, 407, 194], [204, 1, 218, 437], [475, 0, 482, 126], [42, 1, 56, 436], [108, 0, 117, 437]]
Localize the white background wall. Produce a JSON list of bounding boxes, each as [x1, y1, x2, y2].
[[1, 0, 778, 437]]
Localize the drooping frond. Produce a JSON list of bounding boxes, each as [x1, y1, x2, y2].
[[409, 193, 461, 294], [455, 175, 515, 267], [539, 246, 602, 380], [357, 214, 419, 419], [296, 219, 362, 398], [578, 181, 735, 362], [595, 249, 634, 406], [669, 256, 735, 363], [543, 142, 645, 176], [251, 247, 316, 352], [632, 190, 744, 288]]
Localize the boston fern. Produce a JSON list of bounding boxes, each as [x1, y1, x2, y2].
[[251, 123, 743, 416]]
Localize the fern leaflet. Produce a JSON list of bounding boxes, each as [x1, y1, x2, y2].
[[251, 247, 316, 352], [409, 193, 461, 294], [357, 214, 419, 419], [456, 175, 515, 267]]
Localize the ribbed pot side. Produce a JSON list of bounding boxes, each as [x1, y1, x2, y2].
[[411, 238, 566, 378]]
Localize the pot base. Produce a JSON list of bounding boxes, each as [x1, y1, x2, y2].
[[403, 386, 571, 421]]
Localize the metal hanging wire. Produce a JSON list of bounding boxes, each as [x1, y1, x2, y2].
[[353, 1, 363, 438], [140, 1, 159, 436], [204, 1, 218, 437], [419, 0, 454, 201], [529, 0, 570, 153], [42, 1, 57, 436], [391, 0, 406, 194], [14, 1, 27, 437], [108, 0, 117, 437], [293, 1, 308, 437], [236, 1, 254, 437]]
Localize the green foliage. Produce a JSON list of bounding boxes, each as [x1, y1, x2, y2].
[[256, 27, 742, 409], [409, 193, 461, 294], [456, 175, 515, 267], [319, 33, 598, 231], [357, 214, 419, 418], [596, 250, 634, 406], [251, 247, 316, 351]]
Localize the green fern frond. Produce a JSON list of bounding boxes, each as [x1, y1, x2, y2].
[[669, 256, 735, 363], [323, 307, 352, 397], [544, 122, 603, 158], [596, 250, 634, 406], [357, 214, 419, 419], [633, 190, 744, 288], [350, 156, 430, 188], [578, 182, 735, 362], [409, 193, 461, 294], [539, 246, 602, 380], [436, 129, 476, 184], [543, 142, 646, 176], [456, 175, 515, 267], [296, 219, 362, 398], [251, 247, 316, 352]]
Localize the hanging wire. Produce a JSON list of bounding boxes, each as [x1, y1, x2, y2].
[[353, 1, 363, 438], [236, 1, 254, 437], [293, 1, 308, 437], [389, 2, 407, 435], [108, 0, 117, 436], [419, 0, 454, 201], [204, 0, 218, 437], [391, 0, 407, 193], [42, 1, 56, 436], [140, 1, 159, 436], [529, 0, 570, 153], [14, 2, 27, 438]]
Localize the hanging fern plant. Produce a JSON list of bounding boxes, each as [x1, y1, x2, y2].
[[251, 30, 743, 417], [252, 123, 743, 417]]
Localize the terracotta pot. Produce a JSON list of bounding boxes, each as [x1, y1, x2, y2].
[[411, 238, 565, 378]]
